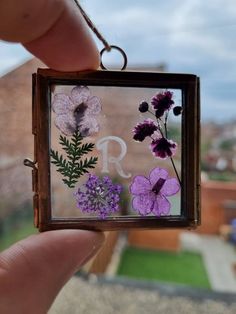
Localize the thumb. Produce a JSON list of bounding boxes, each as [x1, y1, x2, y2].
[[0, 230, 104, 314]]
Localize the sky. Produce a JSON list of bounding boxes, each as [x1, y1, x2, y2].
[[1, 0, 236, 122], [0, 41, 32, 77]]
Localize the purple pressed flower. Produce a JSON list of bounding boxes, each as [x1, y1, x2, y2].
[[138, 101, 149, 113], [52, 86, 101, 136], [173, 106, 183, 116], [133, 119, 158, 142], [130, 167, 180, 216], [151, 91, 174, 118], [74, 174, 122, 219], [150, 137, 177, 159]]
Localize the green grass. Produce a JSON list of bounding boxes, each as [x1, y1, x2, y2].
[[117, 246, 211, 289], [207, 171, 236, 182], [0, 220, 37, 251]]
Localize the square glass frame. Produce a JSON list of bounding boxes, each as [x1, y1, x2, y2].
[[32, 69, 200, 231]]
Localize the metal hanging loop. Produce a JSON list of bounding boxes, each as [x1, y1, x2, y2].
[[100, 45, 128, 71], [74, 1, 128, 71]]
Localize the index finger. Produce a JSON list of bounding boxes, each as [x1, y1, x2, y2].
[[0, 0, 99, 71]]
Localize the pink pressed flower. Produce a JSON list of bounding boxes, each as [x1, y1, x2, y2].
[[130, 167, 180, 216], [52, 86, 101, 136]]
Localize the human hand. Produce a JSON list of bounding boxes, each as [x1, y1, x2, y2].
[[0, 230, 104, 314], [0, 0, 100, 71], [0, 1, 104, 313]]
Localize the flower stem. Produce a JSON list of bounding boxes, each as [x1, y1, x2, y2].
[[148, 109, 156, 117], [164, 112, 168, 138], [170, 156, 181, 186], [147, 104, 181, 186], [162, 112, 181, 186]]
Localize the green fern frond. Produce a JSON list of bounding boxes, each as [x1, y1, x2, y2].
[[50, 130, 98, 188]]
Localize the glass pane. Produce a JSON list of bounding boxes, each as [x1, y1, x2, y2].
[[50, 85, 182, 219]]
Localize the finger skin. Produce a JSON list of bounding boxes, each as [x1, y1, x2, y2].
[[0, 0, 100, 71], [0, 0, 65, 43], [0, 1, 102, 313], [0, 230, 104, 314]]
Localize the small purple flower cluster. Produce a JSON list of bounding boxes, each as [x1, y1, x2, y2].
[[132, 90, 179, 160], [74, 174, 122, 219]]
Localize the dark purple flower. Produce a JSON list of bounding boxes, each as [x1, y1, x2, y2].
[[150, 137, 177, 159], [151, 91, 174, 118], [155, 107, 165, 119], [173, 106, 183, 116], [133, 119, 158, 142], [52, 86, 101, 136], [139, 101, 149, 113], [74, 174, 122, 219], [130, 167, 180, 216]]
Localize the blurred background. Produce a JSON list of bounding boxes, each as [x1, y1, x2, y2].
[[0, 0, 236, 313]]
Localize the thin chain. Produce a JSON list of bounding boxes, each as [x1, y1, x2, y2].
[[73, 0, 111, 51]]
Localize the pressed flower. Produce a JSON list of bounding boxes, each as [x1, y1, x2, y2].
[[173, 106, 183, 116], [150, 137, 177, 159], [139, 101, 149, 113], [133, 119, 158, 142], [52, 86, 101, 136], [151, 91, 174, 118], [155, 107, 165, 119], [74, 174, 122, 219], [130, 167, 180, 216]]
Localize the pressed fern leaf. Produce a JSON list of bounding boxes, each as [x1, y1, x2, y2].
[[50, 130, 98, 188], [75, 157, 98, 176]]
